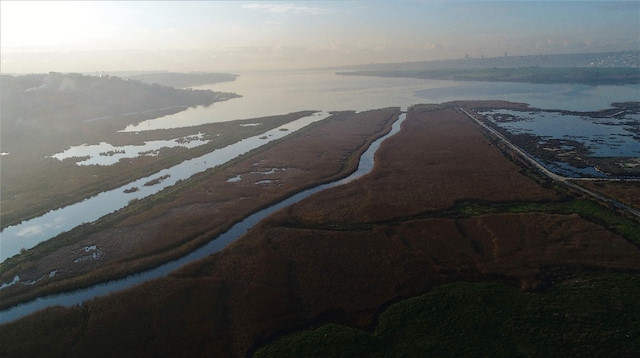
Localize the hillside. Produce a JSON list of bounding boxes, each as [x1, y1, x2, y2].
[[0, 72, 239, 226], [0, 72, 238, 156], [126, 72, 238, 88]]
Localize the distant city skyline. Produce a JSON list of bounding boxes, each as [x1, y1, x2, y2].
[[1, 1, 638, 73]]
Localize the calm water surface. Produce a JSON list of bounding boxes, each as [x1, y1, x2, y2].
[[124, 70, 640, 131], [483, 109, 640, 157]]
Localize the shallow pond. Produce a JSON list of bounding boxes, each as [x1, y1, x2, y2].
[[480, 109, 640, 177], [51, 133, 211, 166]]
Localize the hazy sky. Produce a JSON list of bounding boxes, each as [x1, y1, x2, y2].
[[1, 1, 638, 73]]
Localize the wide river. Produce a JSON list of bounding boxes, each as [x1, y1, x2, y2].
[[0, 70, 638, 321], [126, 69, 640, 131]]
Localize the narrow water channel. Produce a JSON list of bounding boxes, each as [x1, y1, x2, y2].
[[0, 113, 406, 324], [0, 112, 328, 262]]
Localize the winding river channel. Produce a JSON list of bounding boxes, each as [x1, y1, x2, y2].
[[0, 112, 406, 324], [1, 69, 639, 323]]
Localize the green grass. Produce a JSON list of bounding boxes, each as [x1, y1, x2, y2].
[[254, 273, 640, 358]]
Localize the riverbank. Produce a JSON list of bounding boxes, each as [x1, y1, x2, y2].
[[2, 102, 638, 357], [0, 108, 401, 310]]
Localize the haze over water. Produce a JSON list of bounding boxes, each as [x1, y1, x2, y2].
[[125, 70, 640, 131], [2, 1, 638, 73]]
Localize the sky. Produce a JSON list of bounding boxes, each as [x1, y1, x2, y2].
[[1, 1, 638, 73]]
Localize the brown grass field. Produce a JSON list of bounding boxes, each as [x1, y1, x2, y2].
[[1, 102, 639, 357], [278, 103, 557, 224], [0, 108, 400, 310]]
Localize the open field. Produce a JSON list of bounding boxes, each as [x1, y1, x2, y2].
[[2, 102, 638, 357], [276, 103, 558, 224]]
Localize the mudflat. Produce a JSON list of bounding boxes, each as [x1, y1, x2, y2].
[[1, 103, 639, 358]]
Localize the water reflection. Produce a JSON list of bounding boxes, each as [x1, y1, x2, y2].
[[4, 70, 640, 259]]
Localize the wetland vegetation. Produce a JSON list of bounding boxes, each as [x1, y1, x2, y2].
[[2, 103, 638, 357], [0, 109, 399, 311]]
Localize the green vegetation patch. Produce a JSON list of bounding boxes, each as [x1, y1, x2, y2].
[[284, 198, 640, 247], [456, 199, 640, 246], [254, 273, 640, 357]]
